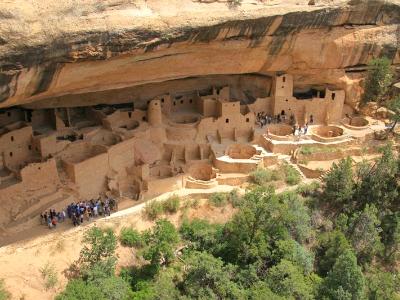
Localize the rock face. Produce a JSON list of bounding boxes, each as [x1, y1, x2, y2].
[[0, 0, 399, 109]]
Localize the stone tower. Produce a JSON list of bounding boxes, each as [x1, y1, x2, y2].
[[147, 99, 162, 126]]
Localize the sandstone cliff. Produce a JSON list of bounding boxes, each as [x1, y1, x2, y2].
[[0, 0, 399, 109]]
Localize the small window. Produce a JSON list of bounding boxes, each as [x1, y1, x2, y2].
[[282, 76, 286, 83], [7, 112, 11, 117], [180, 100, 183, 104], [147, 100, 150, 104], [285, 99, 288, 102], [246, 118, 249, 123], [128, 112, 132, 118], [189, 99, 193, 103], [28, 145, 32, 150], [161, 98, 164, 103], [142, 116, 147, 121], [226, 118, 229, 123], [173, 102, 176, 106], [9, 152, 13, 157], [10, 136, 14, 142], [331, 93, 336, 100], [38, 167, 41, 170], [154, 102, 158, 106]]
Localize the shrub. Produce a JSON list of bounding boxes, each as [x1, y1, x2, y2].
[[209, 193, 228, 207], [0, 280, 10, 300], [40, 262, 58, 290], [143, 201, 163, 220], [227, 189, 242, 207], [120, 228, 143, 248], [284, 164, 301, 185], [162, 196, 180, 214], [296, 181, 320, 197], [249, 168, 278, 185]]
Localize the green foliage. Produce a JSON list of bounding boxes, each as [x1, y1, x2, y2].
[[143, 201, 163, 220], [365, 268, 400, 300], [0, 280, 10, 300], [40, 262, 58, 290], [316, 230, 351, 276], [208, 192, 228, 207], [320, 249, 365, 300], [296, 181, 320, 198], [381, 212, 400, 262], [354, 144, 398, 210], [300, 145, 338, 155], [266, 260, 318, 299], [162, 195, 180, 214], [323, 157, 354, 208], [362, 57, 393, 103], [283, 164, 301, 185], [142, 219, 180, 266], [180, 251, 245, 299], [180, 218, 223, 252], [222, 187, 311, 265], [348, 204, 383, 265], [119, 227, 143, 248], [56, 277, 132, 300], [272, 239, 315, 275], [246, 281, 285, 300], [249, 167, 281, 185], [387, 95, 400, 131], [79, 227, 117, 279], [227, 188, 242, 207]]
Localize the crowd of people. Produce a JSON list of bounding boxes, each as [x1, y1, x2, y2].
[[40, 197, 118, 229]]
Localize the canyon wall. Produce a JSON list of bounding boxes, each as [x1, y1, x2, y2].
[[0, 0, 399, 109]]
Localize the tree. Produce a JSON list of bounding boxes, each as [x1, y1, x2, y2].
[[348, 204, 383, 265], [266, 259, 318, 299], [354, 144, 398, 210], [380, 212, 400, 263], [179, 218, 223, 253], [142, 219, 180, 267], [247, 281, 285, 300], [387, 95, 400, 132], [362, 57, 393, 104], [56, 277, 132, 300], [222, 185, 276, 264], [316, 230, 351, 276], [79, 227, 117, 279], [365, 268, 400, 300], [321, 249, 365, 300], [272, 239, 314, 274], [323, 157, 354, 209], [180, 251, 245, 299]]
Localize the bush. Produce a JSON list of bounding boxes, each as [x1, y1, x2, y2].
[[284, 164, 301, 185], [209, 193, 228, 207], [296, 181, 320, 197], [144, 201, 163, 220], [0, 280, 10, 300], [120, 228, 143, 248], [250, 168, 281, 185], [40, 262, 58, 290], [227, 189, 242, 207], [162, 196, 180, 214]]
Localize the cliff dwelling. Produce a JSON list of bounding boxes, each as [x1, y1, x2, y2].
[[0, 0, 400, 299], [0, 71, 391, 232]]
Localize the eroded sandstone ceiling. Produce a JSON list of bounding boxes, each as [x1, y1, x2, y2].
[[0, 0, 399, 109]]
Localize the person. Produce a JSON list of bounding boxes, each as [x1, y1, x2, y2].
[[93, 203, 98, 217], [47, 216, 53, 229], [51, 216, 57, 228], [294, 126, 299, 137], [310, 114, 314, 124], [304, 123, 309, 134]]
